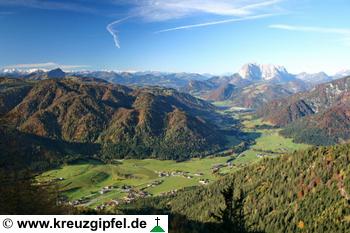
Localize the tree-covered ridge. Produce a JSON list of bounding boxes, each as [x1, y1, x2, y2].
[[280, 100, 350, 145], [0, 77, 236, 160], [257, 76, 350, 126], [0, 78, 34, 114], [129, 144, 350, 233], [256, 76, 350, 145]]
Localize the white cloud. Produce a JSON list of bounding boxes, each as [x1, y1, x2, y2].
[[270, 24, 350, 46], [3, 62, 89, 70], [129, 0, 283, 21], [108, 0, 284, 48]]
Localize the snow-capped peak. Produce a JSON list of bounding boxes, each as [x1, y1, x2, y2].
[[238, 63, 291, 81], [0, 68, 47, 74], [238, 63, 262, 81]]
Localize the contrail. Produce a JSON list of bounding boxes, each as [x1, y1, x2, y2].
[[155, 13, 276, 33], [107, 16, 130, 48], [269, 24, 350, 35]]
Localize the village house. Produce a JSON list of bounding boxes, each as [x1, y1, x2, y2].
[[120, 185, 132, 192], [256, 154, 267, 158], [106, 200, 119, 207], [99, 185, 113, 194], [199, 179, 210, 185], [147, 180, 163, 187], [157, 171, 170, 177], [194, 173, 204, 177], [160, 189, 177, 197]]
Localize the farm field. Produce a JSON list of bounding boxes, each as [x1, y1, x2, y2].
[[39, 156, 233, 208], [39, 110, 311, 209]]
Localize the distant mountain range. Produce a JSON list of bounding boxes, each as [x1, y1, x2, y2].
[[0, 68, 67, 80], [189, 64, 349, 108], [72, 70, 211, 89], [295, 72, 333, 85], [1, 64, 349, 109], [1, 64, 348, 86], [334, 69, 350, 80], [183, 64, 311, 108]]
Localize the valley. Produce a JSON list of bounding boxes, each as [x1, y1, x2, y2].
[[0, 70, 349, 232], [39, 106, 310, 210], [1, 2, 350, 232]]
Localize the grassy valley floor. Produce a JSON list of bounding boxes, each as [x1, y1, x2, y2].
[[39, 106, 310, 209], [232, 110, 310, 165]]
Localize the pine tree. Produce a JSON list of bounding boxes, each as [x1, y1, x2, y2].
[[211, 185, 247, 233]]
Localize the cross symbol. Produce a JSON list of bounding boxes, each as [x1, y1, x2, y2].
[[155, 217, 160, 226]]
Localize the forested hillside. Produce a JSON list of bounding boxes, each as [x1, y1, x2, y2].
[[125, 144, 350, 233], [258, 76, 350, 126], [280, 101, 350, 145], [258, 76, 350, 145], [0, 77, 236, 161]]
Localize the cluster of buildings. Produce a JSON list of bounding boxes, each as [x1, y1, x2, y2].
[[157, 170, 203, 179], [60, 163, 239, 211], [123, 190, 152, 204], [95, 200, 119, 211], [69, 197, 90, 206], [94, 188, 152, 210]]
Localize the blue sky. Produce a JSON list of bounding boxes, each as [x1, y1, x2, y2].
[[0, 0, 349, 74]]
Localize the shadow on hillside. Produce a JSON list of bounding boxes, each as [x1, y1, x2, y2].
[[0, 124, 100, 171], [24, 132, 100, 156], [237, 131, 262, 147], [241, 131, 262, 142]]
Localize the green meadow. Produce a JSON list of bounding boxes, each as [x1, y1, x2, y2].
[[233, 112, 310, 165], [39, 110, 310, 208], [40, 156, 232, 207]]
